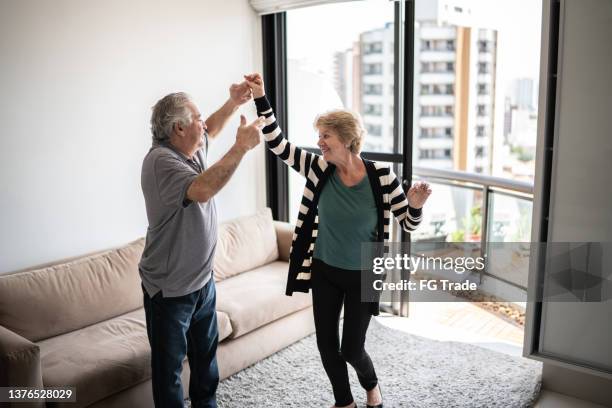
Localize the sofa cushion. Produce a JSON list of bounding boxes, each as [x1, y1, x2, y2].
[[213, 208, 279, 282], [216, 310, 233, 343], [38, 309, 148, 408], [215, 261, 312, 338], [38, 308, 232, 408], [274, 221, 294, 262], [0, 239, 145, 342]]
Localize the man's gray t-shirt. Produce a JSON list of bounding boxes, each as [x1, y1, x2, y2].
[[138, 142, 217, 298]]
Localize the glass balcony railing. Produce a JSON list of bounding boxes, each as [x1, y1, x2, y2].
[[411, 166, 534, 290]]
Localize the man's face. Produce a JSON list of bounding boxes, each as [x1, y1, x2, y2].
[[183, 101, 206, 155]]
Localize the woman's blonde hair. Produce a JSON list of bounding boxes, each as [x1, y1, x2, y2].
[[314, 109, 366, 154]]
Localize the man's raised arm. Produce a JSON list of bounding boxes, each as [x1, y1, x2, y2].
[[186, 115, 264, 203], [205, 82, 252, 138]]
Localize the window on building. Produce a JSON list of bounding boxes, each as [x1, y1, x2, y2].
[[446, 40, 455, 51], [366, 124, 382, 136], [363, 103, 383, 115], [478, 40, 489, 53], [364, 83, 383, 95], [478, 62, 488, 74], [420, 148, 453, 159], [477, 104, 486, 116], [478, 83, 488, 95], [364, 41, 383, 54], [476, 125, 486, 137], [364, 63, 383, 75]]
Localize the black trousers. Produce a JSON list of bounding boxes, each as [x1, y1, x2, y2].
[[311, 258, 378, 406]]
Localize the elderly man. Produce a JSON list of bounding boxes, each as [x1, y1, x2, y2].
[[139, 83, 263, 408]]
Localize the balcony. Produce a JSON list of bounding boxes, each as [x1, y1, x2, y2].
[[476, 73, 493, 83], [417, 137, 454, 150], [476, 94, 493, 104], [419, 50, 456, 62], [475, 115, 492, 125], [420, 26, 456, 40], [411, 166, 534, 293], [419, 72, 455, 84], [419, 94, 455, 106], [419, 115, 454, 127], [478, 52, 495, 63]]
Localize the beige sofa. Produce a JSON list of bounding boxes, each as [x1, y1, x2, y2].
[[0, 209, 314, 408]]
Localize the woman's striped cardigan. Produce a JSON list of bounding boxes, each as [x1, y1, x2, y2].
[[255, 96, 423, 313]]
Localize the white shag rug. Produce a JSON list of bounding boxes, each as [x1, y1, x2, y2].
[[215, 319, 542, 407]]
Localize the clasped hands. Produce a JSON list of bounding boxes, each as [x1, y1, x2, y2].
[[228, 73, 265, 107], [230, 74, 266, 153]]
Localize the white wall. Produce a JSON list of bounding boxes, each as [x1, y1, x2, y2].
[[0, 0, 266, 273]]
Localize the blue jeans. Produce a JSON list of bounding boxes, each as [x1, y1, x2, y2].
[[143, 279, 219, 408]]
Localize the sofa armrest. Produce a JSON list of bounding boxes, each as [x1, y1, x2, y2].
[[0, 325, 43, 390], [274, 221, 294, 262]]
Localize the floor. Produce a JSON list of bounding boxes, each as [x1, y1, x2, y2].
[[533, 390, 610, 408], [376, 301, 524, 357], [376, 301, 608, 408]]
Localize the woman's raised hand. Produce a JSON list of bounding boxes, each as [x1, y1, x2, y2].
[[229, 82, 252, 106], [407, 181, 432, 209], [244, 73, 265, 98]]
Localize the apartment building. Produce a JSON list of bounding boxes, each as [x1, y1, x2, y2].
[[334, 1, 497, 173]]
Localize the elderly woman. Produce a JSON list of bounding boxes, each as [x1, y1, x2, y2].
[[245, 73, 431, 408]]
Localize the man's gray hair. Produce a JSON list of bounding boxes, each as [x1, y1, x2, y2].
[[150, 92, 193, 144]]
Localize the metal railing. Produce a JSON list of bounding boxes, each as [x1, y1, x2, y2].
[[412, 166, 534, 290], [413, 166, 533, 195]]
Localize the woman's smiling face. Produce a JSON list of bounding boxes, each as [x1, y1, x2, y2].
[[317, 126, 346, 163]]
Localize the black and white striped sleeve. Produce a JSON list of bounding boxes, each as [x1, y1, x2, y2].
[[254, 96, 322, 179], [387, 166, 423, 232]]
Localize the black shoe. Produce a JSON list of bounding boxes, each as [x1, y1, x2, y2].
[[366, 384, 383, 408]]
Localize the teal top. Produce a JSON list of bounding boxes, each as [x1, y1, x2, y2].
[[313, 170, 378, 270]]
